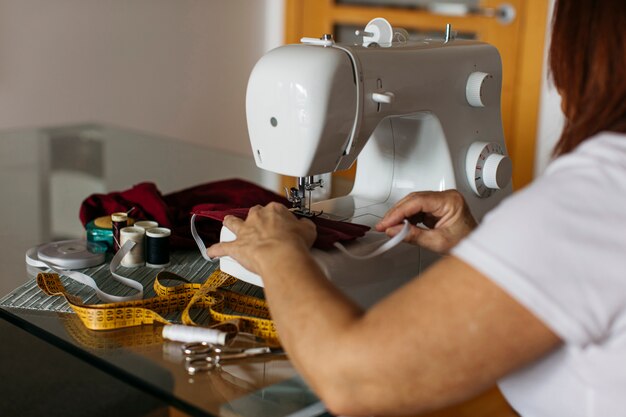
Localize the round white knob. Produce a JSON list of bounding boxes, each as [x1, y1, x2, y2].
[[466, 71, 492, 107], [483, 153, 512, 189], [466, 141, 511, 198]]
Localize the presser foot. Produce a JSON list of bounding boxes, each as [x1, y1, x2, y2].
[[285, 176, 325, 218], [290, 208, 324, 218]]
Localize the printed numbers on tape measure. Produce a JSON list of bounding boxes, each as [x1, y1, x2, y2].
[[36, 269, 280, 345]]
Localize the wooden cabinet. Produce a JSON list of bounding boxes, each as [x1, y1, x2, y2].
[[284, 0, 549, 192]]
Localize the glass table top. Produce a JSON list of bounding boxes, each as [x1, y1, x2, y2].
[[0, 124, 327, 417]]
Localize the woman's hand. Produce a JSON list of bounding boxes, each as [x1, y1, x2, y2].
[[375, 190, 477, 254], [206, 202, 317, 274]]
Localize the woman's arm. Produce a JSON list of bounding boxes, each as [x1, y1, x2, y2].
[[207, 202, 561, 416]]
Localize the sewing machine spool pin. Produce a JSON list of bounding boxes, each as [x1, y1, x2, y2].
[[354, 30, 374, 38], [444, 24, 457, 43]]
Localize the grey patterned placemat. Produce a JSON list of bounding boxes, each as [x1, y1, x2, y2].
[[0, 251, 263, 315]]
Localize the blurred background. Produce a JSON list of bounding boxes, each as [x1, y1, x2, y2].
[[0, 0, 561, 177], [0, 0, 560, 293], [0, 0, 283, 156], [0, 2, 561, 415]]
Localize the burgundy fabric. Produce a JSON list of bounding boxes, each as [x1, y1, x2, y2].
[[193, 207, 370, 250], [79, 182, 172, 228], [80, 178, 369, 250]]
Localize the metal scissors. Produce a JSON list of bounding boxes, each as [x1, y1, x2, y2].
[[181, 342, 286, 375]]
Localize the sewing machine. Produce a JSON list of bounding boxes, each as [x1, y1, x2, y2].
[[220, 18, 512, 307]]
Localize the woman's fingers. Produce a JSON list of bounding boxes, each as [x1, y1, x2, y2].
[[376, 194, 428, 231], [377, 190, 476, 254], [299, 217, 317, 234], [385, 224, 453, 253], [384, 223, 407, 238], [222, 215, 245, 234], [386, 223, 427, 244], [207, 241, 233, 259], [206, 204, 318, 273]]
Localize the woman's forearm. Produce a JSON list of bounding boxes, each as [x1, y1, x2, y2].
[[256, 244, 364, 395]]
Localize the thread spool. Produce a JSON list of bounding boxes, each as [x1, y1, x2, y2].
[[132, 221, 158, 261], [86, 220, 114, 251], [162, 324, 230, 345], [134, 220, 158, 232], [120, 227, 145, 267], [146, 227, 170, 268], [111, 212, 128, 252]]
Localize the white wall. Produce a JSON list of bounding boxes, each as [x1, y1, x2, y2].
[[0, 0, 564, 174], [0, 0, 284, 156], [534, 0, 565, 176]]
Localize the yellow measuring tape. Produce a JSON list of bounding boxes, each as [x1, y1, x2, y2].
[[60, 313, 165, 351], [36, 269, 279, 345]]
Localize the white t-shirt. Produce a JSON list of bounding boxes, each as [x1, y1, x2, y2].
[[452, 132, 626, 417]]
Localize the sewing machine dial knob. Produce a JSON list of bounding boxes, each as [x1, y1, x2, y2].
[[466, 72, 493, 107], [466, 141, 512, 198]]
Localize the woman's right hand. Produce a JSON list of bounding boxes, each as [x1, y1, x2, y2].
[[375, 190, 477, 254]]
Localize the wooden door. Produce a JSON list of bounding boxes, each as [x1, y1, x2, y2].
[[283, 0, 548, 193]]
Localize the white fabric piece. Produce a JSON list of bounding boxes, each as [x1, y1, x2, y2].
[[191, 213, 216, 262], [192, 213, 407, 263], [28, 240, 143, 303], [452, 132, 626, 417]]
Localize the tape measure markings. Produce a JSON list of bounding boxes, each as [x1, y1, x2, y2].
[[61, 313, 164, 351], [37, 269, 279, 345], [5, 251, 216, 312]]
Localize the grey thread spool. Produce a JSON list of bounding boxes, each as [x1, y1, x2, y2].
[[146, 227, 171, 268], [120, 226, 145, 267]]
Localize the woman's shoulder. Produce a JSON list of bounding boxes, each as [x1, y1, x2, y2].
[[544, 131, 626, 183], [552, 131, 626, 164]]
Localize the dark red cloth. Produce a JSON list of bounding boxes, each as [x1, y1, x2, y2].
[[80, 178, 370, 250], [193, 207, 370, 250], [79, 182, 172, 228]]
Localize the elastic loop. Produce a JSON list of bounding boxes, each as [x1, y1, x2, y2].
[[30, 240, 143, 303], [334, 219, 410, 260], [191, 214, 215, 262]]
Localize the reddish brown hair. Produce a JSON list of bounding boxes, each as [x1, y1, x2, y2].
[[550, 0, 626, 156]]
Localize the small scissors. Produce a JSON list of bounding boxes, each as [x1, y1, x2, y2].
[[181, 342, 285, 375]]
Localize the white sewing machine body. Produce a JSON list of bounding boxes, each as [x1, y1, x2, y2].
[[220, 20, 512, 308]]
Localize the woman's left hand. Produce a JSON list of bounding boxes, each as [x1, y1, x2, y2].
[[206, 202, 317, 274]]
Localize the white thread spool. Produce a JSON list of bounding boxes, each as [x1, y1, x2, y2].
[[134, 220, 158, 232], [120, 227, 145, 267], [162, 324, 230, 345]]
